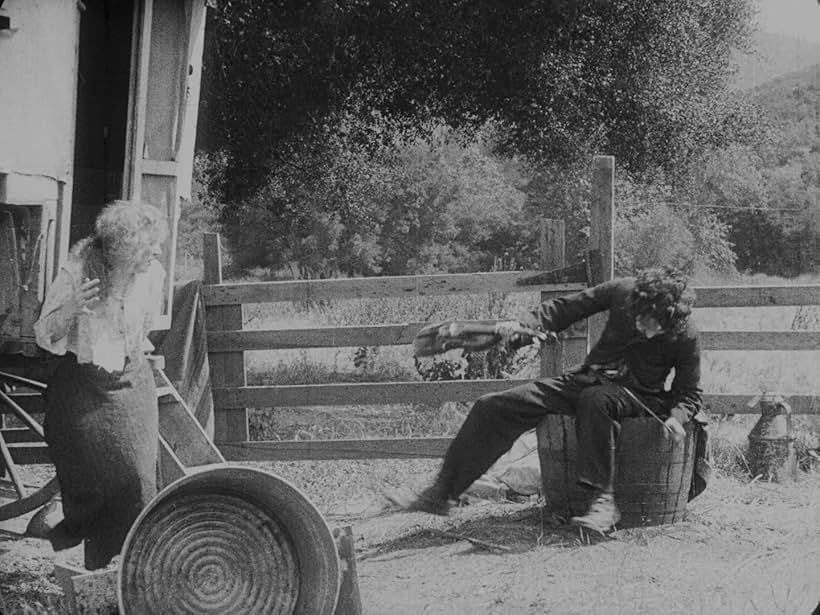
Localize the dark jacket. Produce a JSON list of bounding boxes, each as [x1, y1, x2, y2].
[[519, 277, 702, 425]]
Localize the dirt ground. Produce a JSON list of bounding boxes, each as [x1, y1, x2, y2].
[[348, 472, 820, 615], [2, 462, 819, 615]]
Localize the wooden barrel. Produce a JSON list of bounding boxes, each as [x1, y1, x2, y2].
[[118, 464, 340, 615], [537, 415, 696, 527]]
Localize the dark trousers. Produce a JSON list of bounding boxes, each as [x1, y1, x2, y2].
[[435, 374, 665, 499]]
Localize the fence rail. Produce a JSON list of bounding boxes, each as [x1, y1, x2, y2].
[[210, 382, 820, 415], [207, 321, 820, 354], [202, 277, 820, 309], [694, 285, 820, 307], [202, 272, 583, 305], [207, 321, 588, 352]]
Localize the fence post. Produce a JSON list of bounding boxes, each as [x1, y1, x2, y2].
[[540, 219, 565, 376], [203, 232, 249, 444], [588, 155, 615, 347]]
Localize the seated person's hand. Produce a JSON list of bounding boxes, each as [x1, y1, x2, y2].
[[493, 320, 526, 342], [664, 416, 686, 442], [493, 321, 557, 346]]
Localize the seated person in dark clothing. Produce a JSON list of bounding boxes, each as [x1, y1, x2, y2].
[[390, 266, 701, 533]]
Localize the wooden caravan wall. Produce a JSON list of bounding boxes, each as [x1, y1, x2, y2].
[[0, 0, 207, 340], [128, 0, 207, 329], [0, 1, 80, 350], [0, 0, 80, 198]]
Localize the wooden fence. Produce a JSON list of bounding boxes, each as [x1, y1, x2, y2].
[[202, 238, 589, 461], [6, 156, 820, 466], [202, 156, 820, 463]]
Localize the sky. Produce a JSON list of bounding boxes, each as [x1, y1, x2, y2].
[[755, 0, 820, 43]]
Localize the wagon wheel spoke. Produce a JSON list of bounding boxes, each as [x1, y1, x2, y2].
[[0, 429, 26, 497], [0, 476, 59, 522], [0, 370, 58, 521], [0, 386, 45, 439]]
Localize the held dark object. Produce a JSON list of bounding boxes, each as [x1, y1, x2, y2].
[[412, 320, 555, 358], [516, 248, 604, 286]]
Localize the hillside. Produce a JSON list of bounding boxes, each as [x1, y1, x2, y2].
[[752, 62, 820, 148], [733, 31, 820, 90], [718, 52, 820, 276]]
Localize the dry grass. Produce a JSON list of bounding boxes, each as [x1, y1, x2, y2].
[[0, 537, 70, 615]]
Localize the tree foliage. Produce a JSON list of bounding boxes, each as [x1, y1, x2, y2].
[[217, 118, 531, 277], [688, 66, 820, 276], [614, 177, 736, 277], [197, 0, 802, 278], [201, 0, 758, 202]]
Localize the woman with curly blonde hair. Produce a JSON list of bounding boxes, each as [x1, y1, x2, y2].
[[30, 200, 168, 569]]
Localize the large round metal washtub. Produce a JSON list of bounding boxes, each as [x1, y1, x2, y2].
[[118, 465, 340, 615], [537, 416, 696, 527]]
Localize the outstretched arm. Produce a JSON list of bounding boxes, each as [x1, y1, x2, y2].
[[519, 278, 624, 334]]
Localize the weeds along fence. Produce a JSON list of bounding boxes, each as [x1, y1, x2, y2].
[[201, 156, 820, 463]]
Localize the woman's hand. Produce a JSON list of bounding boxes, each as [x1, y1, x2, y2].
[[72, 277, 100, 314]]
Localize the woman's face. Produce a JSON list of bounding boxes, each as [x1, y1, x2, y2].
[[135, 238, 163, 272]]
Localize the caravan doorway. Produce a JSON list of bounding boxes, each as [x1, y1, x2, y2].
[[69, 0, 135, 245]]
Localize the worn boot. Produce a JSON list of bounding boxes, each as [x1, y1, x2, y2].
[[570, 491, 621, 534], [26, 499, 83, 551], [25, 499, 62, 539], [383, 484, 451, 516]]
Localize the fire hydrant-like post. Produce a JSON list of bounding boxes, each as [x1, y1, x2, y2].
[[747, 394, 797, 483]]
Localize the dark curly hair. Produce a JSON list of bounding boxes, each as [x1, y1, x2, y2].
[[630, 266, 695, 335]]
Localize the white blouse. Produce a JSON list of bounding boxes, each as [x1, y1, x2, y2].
[[34, 256, 166, 373]]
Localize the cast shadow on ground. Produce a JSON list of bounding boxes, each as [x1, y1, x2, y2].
[[360, 503, 613, 561]]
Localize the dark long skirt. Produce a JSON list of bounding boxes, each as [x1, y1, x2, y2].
[[44, 353, 158, 570]]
